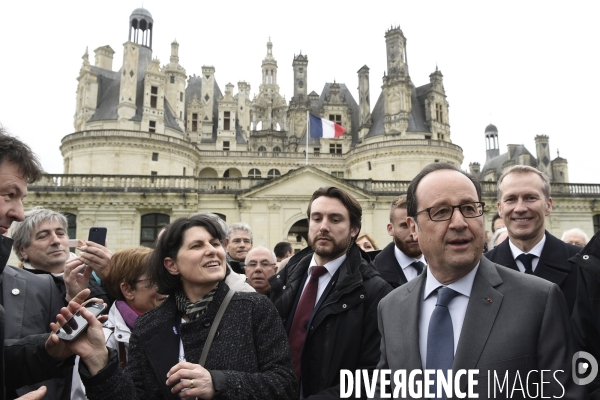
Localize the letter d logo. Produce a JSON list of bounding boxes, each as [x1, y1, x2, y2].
[[572, 351, 598, 385]]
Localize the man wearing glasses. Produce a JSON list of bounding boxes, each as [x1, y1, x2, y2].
[[374, 163, 583, 398], [244, 246, 278, 295]]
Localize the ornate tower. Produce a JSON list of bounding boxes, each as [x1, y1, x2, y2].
[[288, 53, 310, 139], [382, 26, 411, 135], [201, 66, 216, 140], [261, 39, 278, 89], [357, 65, 371, 142], [485, 124, 500, 160], [74, 49, 98, 132], [424, 67, 450, 141], [163, 41, 187, 130]]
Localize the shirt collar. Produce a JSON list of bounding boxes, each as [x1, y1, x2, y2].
[[423, 262, 480, 300], [309, 253, 347, 278], [508, 233, 546, 259], [394, 245, 426, 270]]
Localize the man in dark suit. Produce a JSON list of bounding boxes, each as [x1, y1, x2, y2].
[[375, 163, 584, 398], [485, 165, 580, 314], [269, 186, 392, 398], [373, 194, 425, 288]]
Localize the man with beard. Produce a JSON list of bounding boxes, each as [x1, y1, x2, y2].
[[269, 186, 392, 398], [373, 194, 425, 288]]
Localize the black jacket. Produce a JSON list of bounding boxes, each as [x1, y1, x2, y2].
[[80, 282, 297, 400], [484, 230, 581, 314], [269, 245, 392, 399], [372, 242, 408, 288], [569, 230, 600, 399]]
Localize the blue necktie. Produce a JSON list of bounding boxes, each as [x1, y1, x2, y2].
[[426, 287, 459, 399], [517, 253, 536, 274], [410, 260, 425, 275]]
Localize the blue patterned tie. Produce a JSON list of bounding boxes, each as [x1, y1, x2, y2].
[[517, 253, 536, 274], [426, 287, 459, 399]]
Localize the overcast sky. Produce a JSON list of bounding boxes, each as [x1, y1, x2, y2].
[[1, 1, 598, 183]]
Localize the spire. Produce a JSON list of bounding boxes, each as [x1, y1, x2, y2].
[[82, 47, 90, 66]]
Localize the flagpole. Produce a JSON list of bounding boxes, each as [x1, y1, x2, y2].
[[305, 110, 309, 165]]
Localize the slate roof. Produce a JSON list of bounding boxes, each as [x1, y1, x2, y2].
[[480, 144, 538, 180], [87, 46, 182, 132], [184, 75, 223, 143]]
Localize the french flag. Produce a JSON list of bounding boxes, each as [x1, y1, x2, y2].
[[309, 113, 345, 138]]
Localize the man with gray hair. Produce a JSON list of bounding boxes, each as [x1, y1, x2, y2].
[[245, 246, 278, 294], [562, 228, 589, 247], [11, 206, 111, 305], [485, 165, 581, 314], [225, 222, 253, 274]]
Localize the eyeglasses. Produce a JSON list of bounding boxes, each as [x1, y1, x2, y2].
[[246, 261, 276, 269], [416, 202, 485, 222]]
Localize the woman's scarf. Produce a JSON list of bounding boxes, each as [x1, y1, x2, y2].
[[174, 284, 219, 322]]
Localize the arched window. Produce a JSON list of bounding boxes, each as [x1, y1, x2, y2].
[[273, 146, 281, 155], [248, 168, 261, 178], [258, 146, 267, 152], [267, 169, 281, 178], [141, 213, 170, 247]]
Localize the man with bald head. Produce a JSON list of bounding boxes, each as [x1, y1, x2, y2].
[[374, 163, 583, 398], [244, 246, 278, 295]]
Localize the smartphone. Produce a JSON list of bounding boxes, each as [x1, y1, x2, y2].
[[88, 227, 107, 246], [56, 302, 106, 341]]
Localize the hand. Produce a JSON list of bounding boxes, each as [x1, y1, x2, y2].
[[64, 258, 92, 302], [46, 289, 109, 373], [78, 241, 112, 280], [16, 386, 47, 400], [166, 361, 215, 399]]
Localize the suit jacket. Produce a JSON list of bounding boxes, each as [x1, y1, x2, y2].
[[375, 256, 586, 399], [485, 230, 581, 314], [372, 242, 408, 288], [2, 266, 68, 399]]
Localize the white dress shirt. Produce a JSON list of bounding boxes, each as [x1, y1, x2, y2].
[[394, 246, 426, 282], [419, 263, 479, 369], [508, 234, 546, 273], [300, 254, 347, 306]]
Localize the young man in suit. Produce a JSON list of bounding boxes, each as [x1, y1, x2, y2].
[[484, 165, 581, 314], [373, 194, 425, 288], [375, 163, 584, 398], [269, 186, 392, 398]]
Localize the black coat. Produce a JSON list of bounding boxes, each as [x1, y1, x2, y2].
[[484, 230, 581, 314], [269, 245, 392, 399], [80, 282, 297, 400], [569, 230, 600, 398], [372, 242, 408, 288]]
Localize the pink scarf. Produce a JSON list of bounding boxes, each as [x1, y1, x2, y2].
[[115, 300, 142, 330]]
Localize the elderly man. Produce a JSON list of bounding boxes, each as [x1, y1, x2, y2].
[[373, 194, 425, 288], [375, 163, 584, 398], [11, 207, 111, 305], [562, 228, 589, 247], [0, 129, 93, 400], [269, 186, 392, 398], [244, 246, 278, 294], [225, 222, 253, 274], [485, 165, 581, 314]]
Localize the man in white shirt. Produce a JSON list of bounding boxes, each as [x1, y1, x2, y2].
[[375, 163, 584, 399], [373, 194, 425, 288]]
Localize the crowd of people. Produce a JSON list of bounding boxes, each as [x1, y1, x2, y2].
[[2, 126, 600, 399]]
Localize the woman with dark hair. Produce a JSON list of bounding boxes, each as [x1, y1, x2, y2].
[[66, 214, 297, 399]]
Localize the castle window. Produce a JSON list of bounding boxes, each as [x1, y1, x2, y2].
[[183, 167, 186, 176], [267, 169, 281, 178], [314, 148, 320, 156], [149, 121, 156, 133], [258, 146, 267, 152], [180, 92, 183, 102], [191, 113, 198, 132], [223, 141, 230, 151], [140, 213, 170, 248], [170, 76, 175, 84], [224, 111, 231, 130], [63, 213, 77, 250], [594, 215, 600, 233], [391, 164, 395, 171], [248, 168, 261, 178], [435, 103, 443, 123], [330, 143, 342, 155], [273, 146, 281, 155], [329, 114, 342, 126], [150, 86, 158, 108], [331, 171, 344, 178], [152, 152, 158, 161], [368, 161, 372, 171]]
